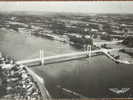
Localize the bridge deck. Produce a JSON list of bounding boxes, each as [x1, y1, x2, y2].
[[16, 48, 124, 65]]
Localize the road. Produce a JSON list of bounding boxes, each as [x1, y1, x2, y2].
[[25, 67, 51, 100]]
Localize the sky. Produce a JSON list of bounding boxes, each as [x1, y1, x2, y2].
[[0, 1, 133, 14]]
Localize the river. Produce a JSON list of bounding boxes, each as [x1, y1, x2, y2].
[[0, 28, 133, 98]]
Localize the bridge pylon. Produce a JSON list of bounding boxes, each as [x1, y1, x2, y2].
[[87, 45, 91, 57], [40, 49, 44, 65]]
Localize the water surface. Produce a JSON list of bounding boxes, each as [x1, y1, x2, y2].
[[0, 28, 133, 98]]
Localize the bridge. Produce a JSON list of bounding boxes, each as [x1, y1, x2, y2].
[[16, 47, 131, 66]]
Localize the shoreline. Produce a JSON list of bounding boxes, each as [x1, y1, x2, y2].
[[0, 51, 51, 100], [25, 66, 51, 100]]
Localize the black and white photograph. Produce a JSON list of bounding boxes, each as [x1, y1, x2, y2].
[[0, 1, 133, 99]]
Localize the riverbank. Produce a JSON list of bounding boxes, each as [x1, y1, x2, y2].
[[0, 52, 50, 100]]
